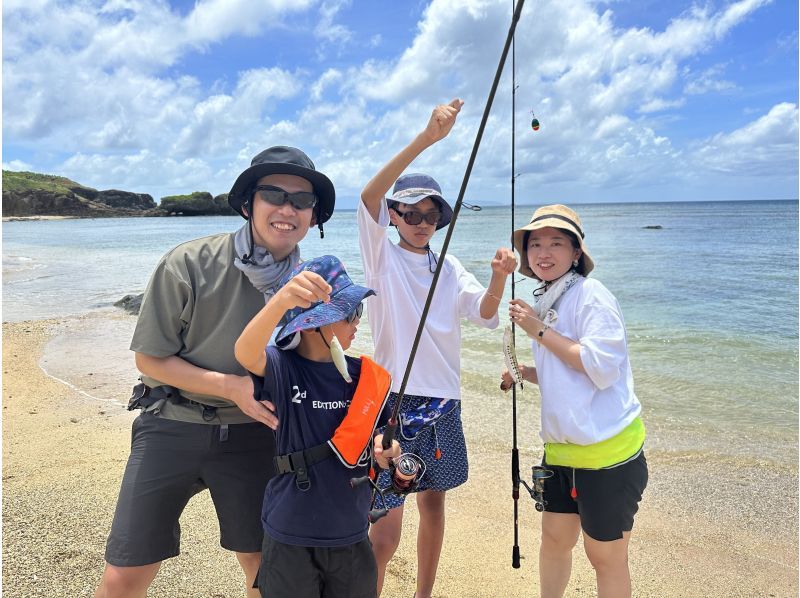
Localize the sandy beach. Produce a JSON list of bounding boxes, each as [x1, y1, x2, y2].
[[2, 317, 798, 597]]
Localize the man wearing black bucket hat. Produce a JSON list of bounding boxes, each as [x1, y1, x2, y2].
[[95, 147, 335, 598]]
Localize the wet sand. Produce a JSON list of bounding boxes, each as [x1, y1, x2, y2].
[[2, 317, 797, 597]]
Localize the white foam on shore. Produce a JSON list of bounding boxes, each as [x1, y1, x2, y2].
[[39, 312, 138, 407]]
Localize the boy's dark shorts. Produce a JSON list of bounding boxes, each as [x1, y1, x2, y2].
[[542, 451, 648, 542], [255, 534, 377, 598], [104, 412, 275, 567]]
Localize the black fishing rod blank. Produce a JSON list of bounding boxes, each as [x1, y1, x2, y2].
[[382, 0, 528, 451], [510, 0, 522, 568]]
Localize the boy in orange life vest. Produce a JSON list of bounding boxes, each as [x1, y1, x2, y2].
[[235, 255, 401, 598]]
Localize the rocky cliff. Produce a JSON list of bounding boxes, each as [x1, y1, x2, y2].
[[2, 171, 158, 217], [2, 171, 237, 218]]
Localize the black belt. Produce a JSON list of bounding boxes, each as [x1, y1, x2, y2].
[[273, 443, 333, 491], [128, 382, 219, 423]]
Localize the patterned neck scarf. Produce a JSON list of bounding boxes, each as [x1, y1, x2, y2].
[[533, 270, 582, 323], [232, 223, 300, 300]]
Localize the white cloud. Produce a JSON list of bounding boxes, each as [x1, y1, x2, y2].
[[684, 64, 737, 95], [2, 160, 33, 172], [3, 0, 793, 205], [325, 0, 780, 202], [311, 69, 344, 101], [690, 103, 798, 176], [315, 0, 353, 44], [639, 98, 686, 113], [61, 150, 216, 198]]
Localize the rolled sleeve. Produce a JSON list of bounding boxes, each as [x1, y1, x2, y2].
[[357, 200, 390, 274], [577, 302, 627, 390], [456, 263, 499, 329]]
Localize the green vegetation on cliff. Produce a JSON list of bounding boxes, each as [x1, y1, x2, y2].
[[3, 171, 94, 196]]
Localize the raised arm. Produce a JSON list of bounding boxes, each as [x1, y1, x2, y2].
[[360, 98, 464, 222]]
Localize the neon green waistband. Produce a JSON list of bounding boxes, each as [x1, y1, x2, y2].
[[544, 417, 645, 469]]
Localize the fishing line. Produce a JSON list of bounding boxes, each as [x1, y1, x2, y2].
[[382, 0, 528, 449]]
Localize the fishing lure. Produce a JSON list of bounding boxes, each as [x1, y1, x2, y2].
[[329, 335, 352, 383], [502, 325, 524, 391], [530, 110, 540, 132]]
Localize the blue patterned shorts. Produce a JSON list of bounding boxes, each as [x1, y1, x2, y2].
[[378, 394, 468, 509]]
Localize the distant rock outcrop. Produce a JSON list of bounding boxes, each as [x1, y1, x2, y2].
[[159, 191, 237, 216], [2, 171, 158, 218]]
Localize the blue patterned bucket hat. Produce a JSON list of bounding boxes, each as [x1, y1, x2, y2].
[[275, 255, 375, 343], [390, 173, 453, 230]]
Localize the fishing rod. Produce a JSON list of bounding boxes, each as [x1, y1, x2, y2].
[[353, 0, 528, 515], [381, 0, 528, 454], [505, 1, 556, 564], [510, 0, 522, 568]]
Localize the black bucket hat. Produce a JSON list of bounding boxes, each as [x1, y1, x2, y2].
[[228, 146, 335, 225]]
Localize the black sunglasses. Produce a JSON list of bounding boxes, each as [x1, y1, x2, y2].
[[393, 208, 442, 226], [253, 185, 318, 210], [345, 302, 364, 324]]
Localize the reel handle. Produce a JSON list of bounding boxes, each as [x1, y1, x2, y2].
[[350, 475, 372, 489]]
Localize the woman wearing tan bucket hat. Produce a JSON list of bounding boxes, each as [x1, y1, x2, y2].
[[502, 204, 648, 598]]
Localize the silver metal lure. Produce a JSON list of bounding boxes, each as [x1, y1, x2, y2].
[[329, 335, 353, 383], [502, 325, 523, 390]]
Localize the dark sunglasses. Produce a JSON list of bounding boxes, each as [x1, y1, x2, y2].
[[345, 302, 364, 324], [253, 185, 318, 210], [393, 208, 442, 226]]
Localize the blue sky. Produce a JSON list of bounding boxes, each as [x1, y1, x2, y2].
[[3, 0, 798, 208]]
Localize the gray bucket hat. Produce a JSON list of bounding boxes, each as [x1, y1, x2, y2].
[[389, 173, 453, 230]]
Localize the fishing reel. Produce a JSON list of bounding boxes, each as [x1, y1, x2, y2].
[[520, 465, 553, 512], [350, 452, 426, 523]]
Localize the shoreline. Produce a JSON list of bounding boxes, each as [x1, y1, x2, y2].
[[3, 215, 79, 222], [2, 316, 798, 597]]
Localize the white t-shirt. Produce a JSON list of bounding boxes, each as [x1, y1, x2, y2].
[[358, 200, 498, 399], [532, 277, 642, 445]]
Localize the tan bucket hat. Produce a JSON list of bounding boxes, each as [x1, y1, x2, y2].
[[512, 204, 595, 279]]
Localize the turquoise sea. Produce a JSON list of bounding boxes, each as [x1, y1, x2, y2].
[[3, 200, 798, 464]]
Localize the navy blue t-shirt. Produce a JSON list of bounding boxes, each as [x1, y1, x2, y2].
[[253, 346, 374, 547]]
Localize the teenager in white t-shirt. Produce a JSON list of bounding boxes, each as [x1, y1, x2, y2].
[[502, 204, 648, 598], [358, 99, 517, 598]]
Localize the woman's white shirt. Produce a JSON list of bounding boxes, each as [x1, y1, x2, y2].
[[358, 200, 498, 399], [532, 277, 641, 445]]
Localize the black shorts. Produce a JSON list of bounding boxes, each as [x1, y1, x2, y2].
[[542, 451, 648, 542], [255, 534, 377, 598], [104, 412, 276, 566]]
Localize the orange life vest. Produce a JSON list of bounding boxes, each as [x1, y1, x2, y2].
[[329, 356, 392, 467], [273, 356, 392, 490]]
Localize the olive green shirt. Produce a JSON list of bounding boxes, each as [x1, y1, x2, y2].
[[131, 233, 265, 423]]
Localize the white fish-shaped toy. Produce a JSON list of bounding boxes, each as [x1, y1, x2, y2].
[[502, 325, 523, 391], [329, 335, 353, 383]]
